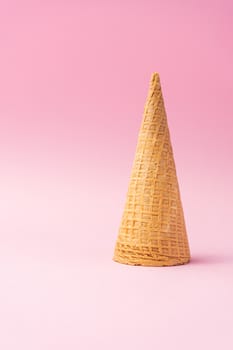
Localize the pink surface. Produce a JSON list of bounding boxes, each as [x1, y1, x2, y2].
[[0, 0, 233, 348]]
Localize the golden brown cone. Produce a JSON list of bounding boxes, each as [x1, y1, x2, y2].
[[113, 72, 191, 266]]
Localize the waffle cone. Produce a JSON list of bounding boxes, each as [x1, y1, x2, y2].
[[113, 72, 191, 267]]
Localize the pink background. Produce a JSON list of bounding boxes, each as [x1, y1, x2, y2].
[[0, 0, 233, 348]]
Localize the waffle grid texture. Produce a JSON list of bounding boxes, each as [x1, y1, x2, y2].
[[113, 72, 191, 266]]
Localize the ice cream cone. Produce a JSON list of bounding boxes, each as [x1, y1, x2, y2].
[[113, 72, 191, 267]]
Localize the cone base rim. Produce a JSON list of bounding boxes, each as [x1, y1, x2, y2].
[[113, 254, 190, 267]]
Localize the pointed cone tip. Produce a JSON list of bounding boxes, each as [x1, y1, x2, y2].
[[148, 72, 161, 96], [151, 72, 160, 82], [152, 71, 160, 78], [150, 71, 161, 86]]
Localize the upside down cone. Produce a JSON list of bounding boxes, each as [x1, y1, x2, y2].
[[113, 72, 191, 266]]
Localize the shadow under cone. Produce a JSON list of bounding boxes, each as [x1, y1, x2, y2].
[[113, 72, 191, 267]]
